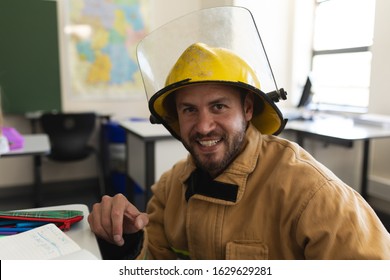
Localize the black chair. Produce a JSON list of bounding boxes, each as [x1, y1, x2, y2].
[[40, 112, 105, 197]]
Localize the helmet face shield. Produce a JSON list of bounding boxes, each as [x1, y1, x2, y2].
[[136, 6, 287, 139]]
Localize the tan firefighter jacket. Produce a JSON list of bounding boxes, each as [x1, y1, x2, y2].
[[135, 124, 390, 259]]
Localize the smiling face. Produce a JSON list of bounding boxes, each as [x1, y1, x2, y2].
[[175, 83, 254, 177]]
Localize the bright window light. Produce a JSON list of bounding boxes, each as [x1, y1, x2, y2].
[[311, 0, 376, 111]]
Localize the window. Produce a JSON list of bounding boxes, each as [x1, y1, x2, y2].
[[311, 0, 376, 112]]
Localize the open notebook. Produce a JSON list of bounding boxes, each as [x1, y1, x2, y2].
[[0, 223, 98, 260]]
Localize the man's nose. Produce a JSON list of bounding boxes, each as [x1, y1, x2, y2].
[[195, 110, 216, 134]]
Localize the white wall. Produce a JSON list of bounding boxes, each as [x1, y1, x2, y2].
[[234, 0, 295, 105], [364, 0, 390, 207], [369, 0, 390, 179]]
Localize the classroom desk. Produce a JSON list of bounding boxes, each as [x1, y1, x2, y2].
[[119, 120, 188, 208], [1, 134, 50, 206], [20, 203, 102, 259], [284, 115, 390, 199]]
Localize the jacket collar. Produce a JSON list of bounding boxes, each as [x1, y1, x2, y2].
[[179, 124, 262, 205], [184, 168, 239, 202]]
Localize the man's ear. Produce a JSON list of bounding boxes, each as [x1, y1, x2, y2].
[[244, 93, 254, 120]]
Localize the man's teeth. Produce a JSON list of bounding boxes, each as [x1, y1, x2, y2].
[[199, 139, 219, 146]]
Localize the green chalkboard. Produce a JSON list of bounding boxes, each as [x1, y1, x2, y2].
[[0, 0, 61, 114]]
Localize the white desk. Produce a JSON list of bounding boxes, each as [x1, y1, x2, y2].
[[285, 115, 390, 199], [2, 134, 50, 157], [1, 134, 50, 206], [20, 203, 102, 259], [119, 121, 188, 209]]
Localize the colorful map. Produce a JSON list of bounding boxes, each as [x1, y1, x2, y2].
[[65, 0, 149, 99]]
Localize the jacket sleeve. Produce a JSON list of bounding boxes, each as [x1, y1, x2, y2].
[[136, 172, 178, 260], [295, 180, 390, 259]]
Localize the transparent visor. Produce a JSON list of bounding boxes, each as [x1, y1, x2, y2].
[[136, 6, 282, 101]]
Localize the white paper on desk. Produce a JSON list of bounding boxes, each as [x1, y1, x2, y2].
[[0, 223, 97, 260]]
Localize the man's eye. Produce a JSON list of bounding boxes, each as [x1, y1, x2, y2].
[[183, 107, 195, 113], [214, 104, 225, 110]]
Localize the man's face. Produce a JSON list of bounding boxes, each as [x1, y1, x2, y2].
[[175, 84, 254, 177]]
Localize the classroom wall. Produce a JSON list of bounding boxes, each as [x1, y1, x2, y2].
[[0, 0, 233, 188], [366, 0, 390, 201], [59, 0, 235, 120], [59, 0, 205, 120], [234, 0, 295, 104]]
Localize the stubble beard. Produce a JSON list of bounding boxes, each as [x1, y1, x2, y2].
[[183, 121, 247, 178]]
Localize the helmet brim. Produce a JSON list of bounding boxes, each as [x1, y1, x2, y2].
[[149, 80, 285, 141]]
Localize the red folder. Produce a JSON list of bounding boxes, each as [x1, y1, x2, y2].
[[0, 210, 84, 232]]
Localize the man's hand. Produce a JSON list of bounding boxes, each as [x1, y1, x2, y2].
[[88, 193, 149, 246]]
